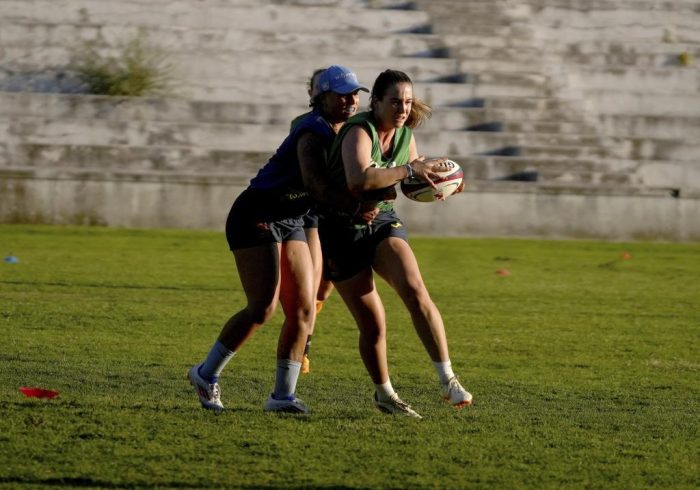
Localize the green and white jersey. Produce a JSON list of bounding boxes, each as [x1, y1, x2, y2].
[[326, 112, 412, 211]]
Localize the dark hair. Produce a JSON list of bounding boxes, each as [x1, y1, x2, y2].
[[308, 67, 327, 108], [370, 69, 431, 128]]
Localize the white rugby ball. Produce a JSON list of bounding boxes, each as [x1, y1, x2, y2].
[[400, 159, 464, 202]]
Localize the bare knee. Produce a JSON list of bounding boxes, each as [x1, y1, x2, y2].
[[288, 301, 314, 335], [400, 280, 433, 313], [359, 323, 386, 346], [246, 301, 277, 325]]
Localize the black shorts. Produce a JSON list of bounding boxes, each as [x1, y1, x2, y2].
[[319, 209, 408, 282], [226, 188, 308, 250]]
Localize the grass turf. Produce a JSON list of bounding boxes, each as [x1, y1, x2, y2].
[[0, 225, 698, 489]]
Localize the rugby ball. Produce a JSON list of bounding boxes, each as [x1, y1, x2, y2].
[[400, 159, 464, 202]]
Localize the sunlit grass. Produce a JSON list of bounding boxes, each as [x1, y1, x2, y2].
[[1, 225, 698, 489]]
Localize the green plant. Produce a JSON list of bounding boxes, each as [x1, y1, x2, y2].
[[74, 34, 175, 96]]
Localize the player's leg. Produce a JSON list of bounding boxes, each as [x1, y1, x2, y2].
[[334, 268, 387, 383], [319, 214, 421, 417], [301, 225, 324, 373], [264, 238, 315, 413], [317, 276, 335, 305], [189, 188, 285, 411], [277, 239, 315, 361], [333, 269, 421, 418], [189, 242, 281, 411], [373, 237, 472, 408], [220, 244, 282, 349], [374, 237, 448, 361]]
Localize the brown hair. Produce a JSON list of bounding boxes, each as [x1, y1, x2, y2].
[[369, 69, 431, 128], [308, 67, 327, 108]]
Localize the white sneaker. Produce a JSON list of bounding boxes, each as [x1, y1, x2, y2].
[[264, 394, 309, 414], [187, 365, 223, 412], [441, 377, 472, 408], [375, 392, 422, 419]]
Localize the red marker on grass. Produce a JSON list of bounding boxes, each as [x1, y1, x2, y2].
[[19, 387, 60, 399]]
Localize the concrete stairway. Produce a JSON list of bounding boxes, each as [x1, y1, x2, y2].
[[1, 0, 699, 239], [1, 0, 603, 183], [412, 0, 700, 191]]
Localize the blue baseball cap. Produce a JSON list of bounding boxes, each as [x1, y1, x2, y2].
[[317, 65, 369, 95]]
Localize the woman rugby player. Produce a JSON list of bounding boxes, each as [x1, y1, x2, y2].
[[318, 69, 472, 418], [187, 66, 369, 413]]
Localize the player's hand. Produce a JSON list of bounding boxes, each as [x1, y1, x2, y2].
[[354, 200, 380, 225], [408, 156, 447, 189], [358, 208, 380, 225], [433, 158, 458, 173]]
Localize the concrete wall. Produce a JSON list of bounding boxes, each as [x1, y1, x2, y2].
[[2, 169, 698, 241], [1, 0, 699, 241]]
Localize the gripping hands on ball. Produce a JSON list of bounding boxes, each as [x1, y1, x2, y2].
[[406, 156, 448, 190], [401, 158, 465, 202]]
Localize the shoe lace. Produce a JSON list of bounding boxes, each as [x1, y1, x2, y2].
[[389, 394, 412, 412], [451, 378, 467, 397], [209, 382, 221, 401]]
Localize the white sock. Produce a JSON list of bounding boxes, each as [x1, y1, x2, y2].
[[433, 360, 455, 385], [199, 341, 235, 382], [375, 379, 396, 402], [272, 359, 302, 399]]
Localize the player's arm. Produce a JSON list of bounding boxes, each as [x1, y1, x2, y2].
[[343, 128, 442, 192], [341, 126, 406, 193]]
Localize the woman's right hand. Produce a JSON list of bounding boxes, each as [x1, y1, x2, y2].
[[408, 156, 448, 189]]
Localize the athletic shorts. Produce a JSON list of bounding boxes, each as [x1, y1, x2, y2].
[[226, 187, 308, 250], [319, 209, 408, 282]]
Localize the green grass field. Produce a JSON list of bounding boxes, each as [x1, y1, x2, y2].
[[1, 225, 698, 489]]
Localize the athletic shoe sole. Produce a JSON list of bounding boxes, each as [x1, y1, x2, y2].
[[264, 395, 309, 414]]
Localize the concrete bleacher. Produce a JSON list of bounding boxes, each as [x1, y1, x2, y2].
[[1, 0, 699, 239]]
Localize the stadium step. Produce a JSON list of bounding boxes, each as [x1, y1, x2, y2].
[[534, 41, 700, 69], [169, 80, 550, 105], [0, 92, 594, 129], [569, 66, 700, 96], [437, 155, 698, 190], [0, 23, 451, 60], [0, 143, 269, 175], [0, 55, 553, 101], [0, 43, 559, 77], [583, 89, 700, 117], [0, 0, 432, 33], [7, 141, 679, 185], [6, 151, 695, 191], [2, 115, 609, 158], [598, 114, 700, 140]]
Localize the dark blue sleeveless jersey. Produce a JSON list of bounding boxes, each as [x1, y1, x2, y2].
[[250, 110, 334, 191]]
